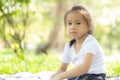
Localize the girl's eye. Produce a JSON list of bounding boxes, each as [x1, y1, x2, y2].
[[77, 22, 81, 25], [68, 22, 72, 25]]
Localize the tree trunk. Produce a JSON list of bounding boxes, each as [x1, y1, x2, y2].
[[36, 1, 65, 54]]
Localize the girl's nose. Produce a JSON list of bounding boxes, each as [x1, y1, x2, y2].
[[70, 24, 75, 29]]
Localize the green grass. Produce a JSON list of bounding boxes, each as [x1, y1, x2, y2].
[[106, 60, 120, 76], [0, 50, 120, 76], [0, 52, 61, 74]]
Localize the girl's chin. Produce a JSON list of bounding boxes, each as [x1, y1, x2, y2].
[[71, 35, 84, 39], [71, 35, 77, 38]]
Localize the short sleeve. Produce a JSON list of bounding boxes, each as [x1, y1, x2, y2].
[[61, 43, 71, 63], [83, 41, 98, 55]]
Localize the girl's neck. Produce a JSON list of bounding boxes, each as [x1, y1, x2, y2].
[[75, 33, 88, 44]]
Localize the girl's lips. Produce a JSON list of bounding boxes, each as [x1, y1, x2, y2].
[[70, 32, 77, 35]]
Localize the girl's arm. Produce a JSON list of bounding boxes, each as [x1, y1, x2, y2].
[[50, 63, 69, 79], [51, 53, 94, 80]]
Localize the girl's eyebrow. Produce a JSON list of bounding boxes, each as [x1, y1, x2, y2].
[[76, 19, 83, 21], [66, 19, 83, 22], [66, 20, 71, 22], [76, 20, 81, 22], [67, 20, 82, 21]]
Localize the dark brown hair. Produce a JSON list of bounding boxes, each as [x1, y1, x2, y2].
[[64, 5, 94, 47]]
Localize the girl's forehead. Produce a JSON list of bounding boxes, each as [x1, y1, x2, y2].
[[66, 11, 84, 21]]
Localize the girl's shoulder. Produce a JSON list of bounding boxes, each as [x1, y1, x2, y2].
[[86, 35, 98, 43], [84, 34, 100, 47], [87, 34, 96, 40], [64, 42, 71, 48], [64, 42, 74, 51]]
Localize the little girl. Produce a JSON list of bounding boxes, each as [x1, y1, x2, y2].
[[50, 5, 106, 80]]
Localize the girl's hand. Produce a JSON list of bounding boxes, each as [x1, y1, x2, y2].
[[49, 74, 55, 79], [49, 75, 62, 80]]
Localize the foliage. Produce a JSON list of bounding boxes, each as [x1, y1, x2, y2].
[[0, 51, 120, 76], [0, 52, 61, 74], [106, 61, 120, 76], [0, 0, 31, 53], [0, 0, 120, 55]]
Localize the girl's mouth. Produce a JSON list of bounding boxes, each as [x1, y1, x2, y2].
[[70, 32, 77, 35]]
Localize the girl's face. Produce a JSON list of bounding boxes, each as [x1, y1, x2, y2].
[[66, 11, 89, 39]]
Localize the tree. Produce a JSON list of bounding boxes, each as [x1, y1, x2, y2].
[[36, 0, 67, 53], [0, 0, 30, 54]]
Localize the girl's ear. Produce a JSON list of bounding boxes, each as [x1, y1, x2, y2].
[[88, 22, 94, 34], [88, 22, 92, 32], [87, 22, 91, 28]]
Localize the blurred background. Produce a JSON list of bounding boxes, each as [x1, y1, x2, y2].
[[0, 0, 120, 76]]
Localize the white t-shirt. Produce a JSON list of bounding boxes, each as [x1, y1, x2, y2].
[[62, 34, 106, 74]]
